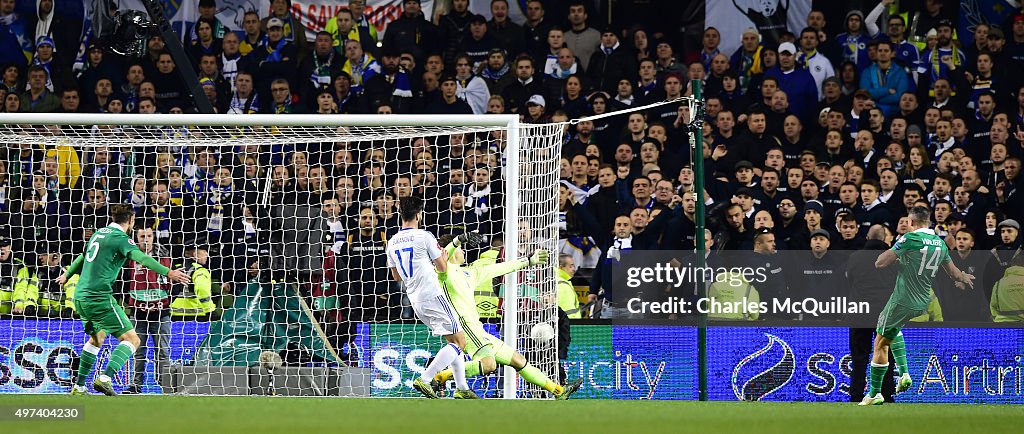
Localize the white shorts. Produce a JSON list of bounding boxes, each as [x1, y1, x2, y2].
[[411, 295, 460, 336]]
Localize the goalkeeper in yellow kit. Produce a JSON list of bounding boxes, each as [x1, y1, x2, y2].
[[431, 233, 583, 399]]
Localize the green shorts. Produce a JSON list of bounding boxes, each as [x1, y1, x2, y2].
[[74, 296, 133, 338], [459, 318, 514, 363], [876, 301, 926, 340]]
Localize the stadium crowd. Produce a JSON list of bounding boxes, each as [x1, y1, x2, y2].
[[0, 0, 1022, 333]]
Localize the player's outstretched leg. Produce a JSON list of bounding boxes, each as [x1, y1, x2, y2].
[[71, 334, 105, 396], [94, 331, 141, 396], [891, 332, 913, 393], [417, 342, 465, 398], [860, 334, 891, 406]]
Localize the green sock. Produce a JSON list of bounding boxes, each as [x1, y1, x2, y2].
[[891, 333, 909, 376], [519, 364, 562, 395], [868, 363, 888, 397], [103, 342, 135, 378], [76, 347, 98, 387]]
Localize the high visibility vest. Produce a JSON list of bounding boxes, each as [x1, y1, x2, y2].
[[557, 269, 581, 319], [991, 266, 1024, 322], [64, 274, 79, 312], [471, 249, 502, 318], [171, 262, 215, 316], [31, 266, 65, 313], [0, 258, 27, 314], [707, 271, 760, 321], [910, 289, 943, 322], [10, 262, 36, 313]]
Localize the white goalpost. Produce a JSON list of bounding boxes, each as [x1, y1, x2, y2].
[[0, 113, 562, 398]]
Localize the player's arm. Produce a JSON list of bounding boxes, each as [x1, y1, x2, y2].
[[426, 236, 448, 279], [874, 250, 898, 268], [390, 267, 403, 282], [444, 232, 486, 258], [876, 234, 908, 268], [56, 254, 85, 285], [475, 249, 550, 282], [941, 257, 975, 289], [127, 250, 191, 284]]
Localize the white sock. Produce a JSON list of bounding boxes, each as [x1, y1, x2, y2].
[[422, 343, 460, 381], [451, 352, 468, 391], [82, 342, 101, 355], [119, 340, 138, 354]]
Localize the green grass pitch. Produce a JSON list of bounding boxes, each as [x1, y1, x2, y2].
[[2, 395, 1022, 434]]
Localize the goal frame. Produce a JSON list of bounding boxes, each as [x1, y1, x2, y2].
[[0, 112, 534, 398]]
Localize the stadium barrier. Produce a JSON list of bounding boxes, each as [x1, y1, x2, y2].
[[1, 319, 1021, 403]]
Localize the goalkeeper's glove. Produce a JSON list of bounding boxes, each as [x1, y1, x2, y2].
[[528, 249, 550, 266], [455, 231, 485, 248]]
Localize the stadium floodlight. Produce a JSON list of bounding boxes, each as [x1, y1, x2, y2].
[[0, 113, 562, 398]]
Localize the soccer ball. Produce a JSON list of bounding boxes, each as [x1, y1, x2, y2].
[[530, 322, 555, 345]]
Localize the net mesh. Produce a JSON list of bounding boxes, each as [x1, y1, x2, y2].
[[0, 117, 562, 398]]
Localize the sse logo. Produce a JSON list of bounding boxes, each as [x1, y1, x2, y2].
[[731, 333, 795, 401], [729, 333, 855, 401], [0, 342, 77, 390]]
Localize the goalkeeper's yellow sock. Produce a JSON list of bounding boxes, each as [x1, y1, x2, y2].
[[435, 369, 453, 384], [519, 364, 563, 395]]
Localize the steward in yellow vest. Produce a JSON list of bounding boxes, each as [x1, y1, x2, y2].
[[170, 246, 214, 318], [557, 255, 581, 319]]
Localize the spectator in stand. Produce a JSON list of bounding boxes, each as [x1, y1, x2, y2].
[[223, 71, 258, 114], [382, 0, 440, 63], [260, 0, 309, 65], [587, 27, 636, 94], [19, 65, 58, 113], [364, 48, 414, 113], [501, 55, 544, 114], [453, 53, 490, 114], [488, 0, 524, 59], [765, 43, 817, 123], [298, 32, 344, 105], [438, 0, 473, 70], [481, 48, 512, 95], [121, 227, 173, 395], [187, 17, 223, 68], [919, 20, 966, 92], [461, 14, 501, 69], [796, 27, 833, 101], [860, 41, 909, 117], [239, 11, 264, 57], [425, 75, 472, 114], [255, 18, 298, 97], [325, 8, 376, 59], [564, 2, 600, 72], [836, 10, 871, 70], [266, 79, 297, 114]]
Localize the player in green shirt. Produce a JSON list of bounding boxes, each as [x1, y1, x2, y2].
[[430, 233, 583, 399], [861, 206, 974, 405], [57, 205, 191, 396]]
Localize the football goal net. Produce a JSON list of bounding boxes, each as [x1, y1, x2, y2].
[[0, 113, 562, 399]]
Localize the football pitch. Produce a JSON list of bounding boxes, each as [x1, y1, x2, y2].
[[2, 395, 1022, 434]]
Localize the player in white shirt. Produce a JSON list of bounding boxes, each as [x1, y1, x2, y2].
[[386, 196, 478, 399]]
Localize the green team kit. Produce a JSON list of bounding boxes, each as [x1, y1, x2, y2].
[[65, 223, 172, 396], [69, 225, 170, 337], [877, 228, 951, 339], [865, 227, 955, 405]]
